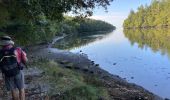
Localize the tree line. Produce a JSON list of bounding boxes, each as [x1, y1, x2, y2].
[[123, 0, 170, 29], [62, 17, 115, 35]]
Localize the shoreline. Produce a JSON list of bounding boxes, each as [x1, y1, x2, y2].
[[26, 44, 163, 100], [123, 25, 170, 30], [0, 37, 165, 99]]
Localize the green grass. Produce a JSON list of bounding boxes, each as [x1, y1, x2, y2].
[[33, 59, 110, 100]]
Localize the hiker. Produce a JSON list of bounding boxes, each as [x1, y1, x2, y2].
[[0, 36, 28, 100]]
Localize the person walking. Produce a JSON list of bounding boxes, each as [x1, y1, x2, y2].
[[0, 36, 28, 100]]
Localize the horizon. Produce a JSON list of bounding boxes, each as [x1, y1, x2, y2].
[[90, 0, 151, 28]]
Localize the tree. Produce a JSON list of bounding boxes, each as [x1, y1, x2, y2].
[[0, 0, 114, 21], [0, 0, 114, 45], [123, 0, 170, 28]]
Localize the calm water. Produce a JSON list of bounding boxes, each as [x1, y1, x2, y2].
[[55, 28, 170, 98]]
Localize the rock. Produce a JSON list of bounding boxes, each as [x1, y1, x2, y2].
[[25, 76, 33, 84], [95, 64, 99, 67], [74, 66, 80, 70], [64, 63, 74, 68], [97, 71, 102, 74], [48, 51, 51, 54], [82, 68, 89, 72], [91, 61, 95, 65], [90, 71, 94, 74], [59, 60, 69, 64], [131, 77, 134, 79], [65, 66, 72, 69], [64, 63, 74, 69]]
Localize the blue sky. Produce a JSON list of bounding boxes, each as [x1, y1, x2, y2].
[[90, 0, 152, 28]]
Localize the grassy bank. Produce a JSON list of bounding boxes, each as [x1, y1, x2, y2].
[[32, 59, 110, 100]]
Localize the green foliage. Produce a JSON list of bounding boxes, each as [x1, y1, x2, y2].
[[123, 0, 170, 28], [61, 85, 108, 100], [61, 17, 116, 34], [0, 0, 113, 21], [77, 18, 115, 33], [35, 60, 110, 100], [0, 0, 113, 46]]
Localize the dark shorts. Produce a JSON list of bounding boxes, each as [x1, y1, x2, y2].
[[5, 71, 25, 91]]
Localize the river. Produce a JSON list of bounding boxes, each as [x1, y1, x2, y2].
[[54, 28, 170, 98]]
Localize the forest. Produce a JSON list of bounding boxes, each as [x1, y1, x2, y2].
[[123, 0, 170, 29], [0, 0, 114, 46], [60, 17, 115, 35]]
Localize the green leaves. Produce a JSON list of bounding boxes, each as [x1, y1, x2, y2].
[[123, 0, 170, 29], [0, 0, 114, 46]]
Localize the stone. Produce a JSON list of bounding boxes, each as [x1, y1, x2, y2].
[[74, 66, 80, 70], [83, 68, 89, 72], [95, 64, 99, 67]]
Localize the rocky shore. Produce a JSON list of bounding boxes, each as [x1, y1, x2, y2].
[[0, 43, 165, 100]]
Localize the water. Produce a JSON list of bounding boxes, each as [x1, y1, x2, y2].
[[54, 28, 170, 98]]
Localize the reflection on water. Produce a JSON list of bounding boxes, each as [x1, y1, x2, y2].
[[53, 31, 112, 50], [124, 29, 170, 58], [55, 28, 170, 98]]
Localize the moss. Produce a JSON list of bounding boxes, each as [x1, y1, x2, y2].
[[60, 85, 109, 100]]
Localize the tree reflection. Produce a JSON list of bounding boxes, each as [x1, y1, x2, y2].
[[124, 28, 170, 57], [53, 31, 111, 50]]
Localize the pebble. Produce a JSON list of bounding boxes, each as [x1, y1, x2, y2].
[[95, 64, 99, 66], [131, 77, 134, 79], [113, 63, 117, 65]]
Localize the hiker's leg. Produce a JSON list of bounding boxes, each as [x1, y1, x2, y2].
[[19, 88, 25, 100], [15, 71, 25, 100], [5, 76, 19, 100], [11, 89, 19, 100]]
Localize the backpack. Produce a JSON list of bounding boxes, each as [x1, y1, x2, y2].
[[0, 47, 20, 77]]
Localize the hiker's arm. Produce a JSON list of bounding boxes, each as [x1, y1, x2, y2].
[[14, 48, 28, 65], [21, 50, 28, 65]]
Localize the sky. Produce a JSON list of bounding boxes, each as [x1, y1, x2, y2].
[[90, 0, 152, 28]]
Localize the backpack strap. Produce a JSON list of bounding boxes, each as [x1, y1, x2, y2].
[[0, 47, 16, 62], [0, 55, 16, 62]]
